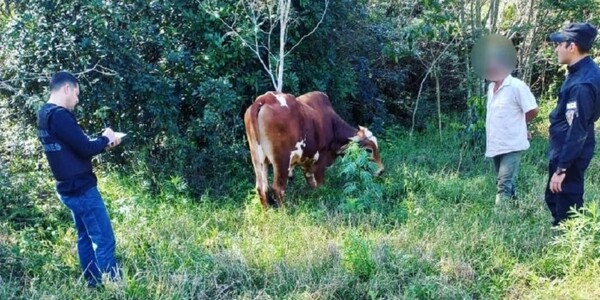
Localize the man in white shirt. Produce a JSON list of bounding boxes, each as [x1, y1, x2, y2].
[[485, 59, 539, 205]]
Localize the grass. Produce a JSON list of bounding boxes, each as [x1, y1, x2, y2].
[[2, 124, 600, 299]]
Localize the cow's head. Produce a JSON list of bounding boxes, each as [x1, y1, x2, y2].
[[350, 126, 385, 176]]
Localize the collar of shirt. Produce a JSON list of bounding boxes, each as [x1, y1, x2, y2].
[[567, 56, 593, 74], [490, 74, 513, 94]]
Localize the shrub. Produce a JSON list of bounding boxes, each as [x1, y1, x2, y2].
[[342, 232, 376, 280], [548, 201, 600, 276], [336, 142, 383, 213]]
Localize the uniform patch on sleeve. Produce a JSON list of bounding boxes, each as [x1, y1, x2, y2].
[[566, 100, 578, 126]]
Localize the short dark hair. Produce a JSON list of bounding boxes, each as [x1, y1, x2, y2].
[[573, 41, 591, 54], [50, 71, 78, 91], [562, 40, 591, 54]]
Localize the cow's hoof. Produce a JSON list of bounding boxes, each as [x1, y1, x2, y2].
[[267, 193, 279, 208]]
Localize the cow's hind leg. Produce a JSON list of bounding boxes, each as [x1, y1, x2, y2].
[[259, 160, 280, 208], [271, 158, 291, 208], [250, 143, 271, 209]]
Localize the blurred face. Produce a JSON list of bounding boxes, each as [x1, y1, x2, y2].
[[485, 60, 510, 82], [554, 41, 575, 65]]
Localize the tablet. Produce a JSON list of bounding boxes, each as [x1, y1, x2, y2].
[[115, 132, 127, 139]]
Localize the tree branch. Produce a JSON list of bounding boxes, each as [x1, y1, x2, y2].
[[0, 62, 118, 93], [202, 0, 278, 90], [285, 0, 329, 56], [202, 0, 328, 92], [411, 38, 457, 136], [74, 62, 118, 77], [0, 81, 16, 93]]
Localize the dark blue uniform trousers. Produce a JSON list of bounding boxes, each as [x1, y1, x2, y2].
[[545, 158, 591, 226]]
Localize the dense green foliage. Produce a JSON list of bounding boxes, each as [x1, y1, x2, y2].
[[2, 0, 600, 298], [1, 0, 598, 192]]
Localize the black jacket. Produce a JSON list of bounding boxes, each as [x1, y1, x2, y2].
[[549, 56, 600, 169], [37, 103, 109, 195]]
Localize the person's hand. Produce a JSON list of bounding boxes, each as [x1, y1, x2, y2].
[[550, 172, 566, 193], [102, 128, 122, 149]]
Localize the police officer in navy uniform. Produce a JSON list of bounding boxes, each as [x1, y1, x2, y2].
[[547, 23, 600, 226]]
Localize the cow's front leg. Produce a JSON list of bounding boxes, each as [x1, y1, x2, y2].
[[303, 170, 318, 188], [313, 158, 328, 187]]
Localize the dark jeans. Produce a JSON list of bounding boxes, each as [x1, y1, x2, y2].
[[493, 151, 523, 202], [545, 158, 591, 226], [57, 186, 119, 287]]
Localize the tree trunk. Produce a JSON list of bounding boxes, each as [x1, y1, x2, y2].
[[459, 0, 471, 100], [276, 0, 290, 93], [489, 0, 500, 34], [521, 0, 539, 86], [435, 66, 442, 140]]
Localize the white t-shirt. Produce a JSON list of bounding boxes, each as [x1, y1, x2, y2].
[[485, 74, 538, 158]]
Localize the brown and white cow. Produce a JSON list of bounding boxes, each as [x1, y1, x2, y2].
[[244, 91, 384, 208]]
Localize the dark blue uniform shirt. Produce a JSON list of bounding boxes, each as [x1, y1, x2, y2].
[[549, 56, 600, 169], [37, 103, 110, 196]]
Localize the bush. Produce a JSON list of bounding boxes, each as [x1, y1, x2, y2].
[[336, 142, 384, 213], [547, 201, 600, 276]]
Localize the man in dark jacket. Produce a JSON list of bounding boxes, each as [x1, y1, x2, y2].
[[37, 71, 122, 287], [547, 23, 600, 226]]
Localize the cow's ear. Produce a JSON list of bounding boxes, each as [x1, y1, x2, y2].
[[355, 129, 365, 138], [363, 127, 373, 138], [359, 125, 366, 131]]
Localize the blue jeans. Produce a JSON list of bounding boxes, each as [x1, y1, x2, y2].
[[58, 186, 119, 287], [493, 151, 522, 201]]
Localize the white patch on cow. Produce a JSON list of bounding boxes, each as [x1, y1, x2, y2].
[[288, 139, 306, 174], [360, 126, 378, 148], [313, 151, 320, 162], [268, 91, 288, 107], [369, 136, 378, 148], [275, 94, 288, 107]]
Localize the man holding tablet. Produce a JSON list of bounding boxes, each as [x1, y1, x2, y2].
[[37, 71, 122, 288]]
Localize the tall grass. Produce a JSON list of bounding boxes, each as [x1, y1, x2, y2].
[[2, 125, 600, 299]]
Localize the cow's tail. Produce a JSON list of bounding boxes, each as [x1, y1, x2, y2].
[[249, 97, 264, 145], [247, 97, 278, 207]]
